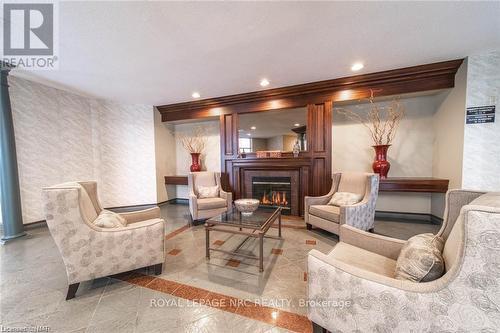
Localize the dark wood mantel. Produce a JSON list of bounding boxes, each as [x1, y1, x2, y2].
[[157, 59, 463, 122]]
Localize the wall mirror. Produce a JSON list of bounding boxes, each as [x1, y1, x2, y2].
[[238, 107, 307, 153]]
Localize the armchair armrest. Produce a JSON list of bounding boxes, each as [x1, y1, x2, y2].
[[220, 188, 232, 208], [189, 193, 198, 220], [339, 224, 405, 260], [118, 206, 160, 224]]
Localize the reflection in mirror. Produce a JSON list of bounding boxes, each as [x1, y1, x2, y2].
[[238, 107, 307, 153]]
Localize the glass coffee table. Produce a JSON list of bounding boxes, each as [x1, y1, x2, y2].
[[205, 206, 282, 272]]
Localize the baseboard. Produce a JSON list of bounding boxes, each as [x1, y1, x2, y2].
[[167, 198, 189, 205], [375, 210, 443, 225]]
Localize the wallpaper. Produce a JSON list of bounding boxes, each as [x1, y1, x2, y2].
[[8, 76, 157, 224], [462, 50, 500, 191]]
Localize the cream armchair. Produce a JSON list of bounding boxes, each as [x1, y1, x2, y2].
[[188, 171, 232, 221], [42, 181, 165, 300], [305, 172, 379, 235], [307, 189, 500, 332]]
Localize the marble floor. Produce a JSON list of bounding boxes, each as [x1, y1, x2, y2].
[[0, 203, 440, 333]]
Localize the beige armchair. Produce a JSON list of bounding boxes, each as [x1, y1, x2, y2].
[[42, 181, 165, 300], [188, 172, 232, 221], [305, 172, 379, 235], [307, 189, 500, 332]]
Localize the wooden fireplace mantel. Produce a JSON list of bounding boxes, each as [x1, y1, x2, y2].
[[165, 175, 450, 193]]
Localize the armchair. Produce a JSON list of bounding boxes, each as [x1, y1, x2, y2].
[[42, 181, 165, 300], [304, 172, 379, 235], [188, 171, 232, 221], [307, 189, 499, 332]]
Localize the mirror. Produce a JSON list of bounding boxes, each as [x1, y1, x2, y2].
[[238, 107, 307, 153]]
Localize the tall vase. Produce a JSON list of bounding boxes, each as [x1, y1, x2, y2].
[[372, 145, 391, 179], [190, 153, 201, 172]]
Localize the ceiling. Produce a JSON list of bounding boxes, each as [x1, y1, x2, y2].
[[8, 1, 500, 106]]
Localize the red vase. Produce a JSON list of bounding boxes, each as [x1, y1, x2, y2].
[[372, 145, 391, 179], [190, 153, 202, 172]]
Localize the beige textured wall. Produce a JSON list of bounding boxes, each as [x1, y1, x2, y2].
[[154, 109, 176, 203], [266, 135, 283, 151], [431, 61, 468, 217], [333, 94, 442, 214], [252, 138, 267, 151], [462, 50, 500, 191], [283, 135, 297, 151], [174, 120, 221, 198], [8, 76, 157, 224]]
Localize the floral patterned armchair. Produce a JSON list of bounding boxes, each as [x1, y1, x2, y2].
[[42, 181, 165, 300], [307, 189, 500, 332], [304, 172, 379, 235]]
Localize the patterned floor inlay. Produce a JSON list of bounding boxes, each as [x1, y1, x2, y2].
[[165, 224, 190, 240], [271, 248, 283, 255], [303, 272, 308, 282], [119, 273, 313, 333], [213, 240, 226, 246], [225, 259, 241, 267], [305, 239, 317, 245], [168, 248, 182, 256]]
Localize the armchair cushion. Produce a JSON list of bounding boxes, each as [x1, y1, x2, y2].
[[198, 197, 227, 210], [93, 210, 127, 228], [309, 205, 340, 223], [395, 233, 445, 282], [328, 242, 397, 278], [197, 185, 220, 199], [328, 192, 363, 206]]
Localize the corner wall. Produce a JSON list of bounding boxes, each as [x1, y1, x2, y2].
[[8, 76, 157, 223], [462, 50, 500, 190], [431, 60, 468, 217]]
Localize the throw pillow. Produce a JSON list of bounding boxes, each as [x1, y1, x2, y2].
[[197, 185, 219, 199], [395, 233, 445, 282], [93, 210, 127, 228], [328, 192, 363, 206]]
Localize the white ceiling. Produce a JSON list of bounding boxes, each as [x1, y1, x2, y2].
[[9, 1, 500, 106]]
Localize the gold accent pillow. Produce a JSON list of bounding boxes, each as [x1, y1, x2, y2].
[[328, 192, 363, 206], [93, 210, 127, 228], [197, 185, 220, 199], [395, 233, 445, 282]]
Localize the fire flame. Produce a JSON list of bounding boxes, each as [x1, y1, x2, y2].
[[261, 191, 288, 206]]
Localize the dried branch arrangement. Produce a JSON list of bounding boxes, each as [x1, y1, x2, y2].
[[336, 91, 405, 145], [178, 127, 206, 153]]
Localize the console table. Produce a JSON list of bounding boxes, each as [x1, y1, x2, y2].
[[379, 177, 449, 193]]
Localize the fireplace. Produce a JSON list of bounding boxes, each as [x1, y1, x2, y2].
[[241, 169, 301, 216], [252, 177, 292, 214]]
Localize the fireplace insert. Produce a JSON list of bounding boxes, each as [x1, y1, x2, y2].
[[252, 176, 292, 214]]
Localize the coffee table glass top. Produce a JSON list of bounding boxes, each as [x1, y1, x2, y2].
[[207, 206, 281, 229]]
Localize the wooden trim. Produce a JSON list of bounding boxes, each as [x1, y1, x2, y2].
[[164, 176, 189, 185], [158, 59, 463, 122], [379, 177, 449, 193]]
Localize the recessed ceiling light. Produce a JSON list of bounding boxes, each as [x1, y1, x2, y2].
[[351, 63, 364, 72], [250, 126, 256, 130], [191, 92, 200, 98], [260, 79, 270, 87], [294, 123, 300, 127]]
